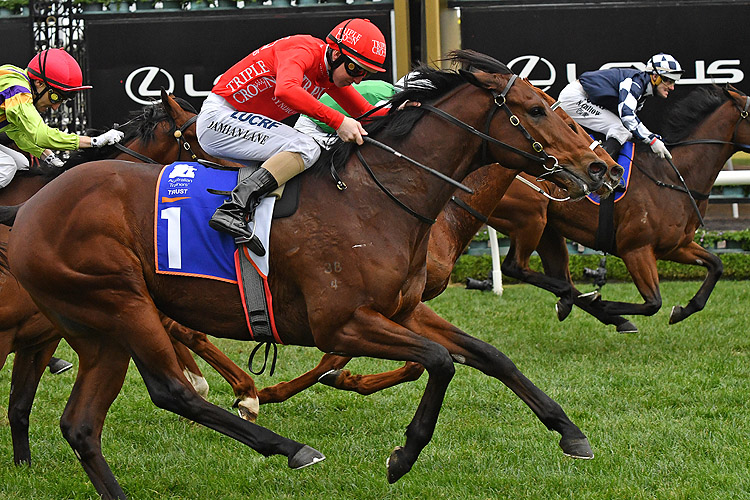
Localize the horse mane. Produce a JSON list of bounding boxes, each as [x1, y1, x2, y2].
[[314, 49, 511, 177], [662, 85, 733, 143], [63, 96, 197, 169]]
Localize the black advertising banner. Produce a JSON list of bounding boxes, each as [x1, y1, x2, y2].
[[459, 1, 749, 129], [83, 7, 393, 128], [2, 17, 33, 67]]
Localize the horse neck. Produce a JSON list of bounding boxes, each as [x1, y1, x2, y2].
[[116, 135, 180, 165], [436, 164, 519, 261], [672, 102, 739, 193], [376, 85, 491, 224]]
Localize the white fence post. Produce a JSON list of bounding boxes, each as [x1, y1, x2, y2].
[[487, 226, 503, 296]]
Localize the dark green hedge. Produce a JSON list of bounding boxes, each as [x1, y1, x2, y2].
[[451, 252, 750, 284]]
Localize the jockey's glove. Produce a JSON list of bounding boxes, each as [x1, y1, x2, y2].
[[42, 152, 64, 168], [649, 138, 672, 160], [91, 129, 125, 148]]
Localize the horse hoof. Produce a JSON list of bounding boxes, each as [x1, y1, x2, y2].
[[577, 290, 600, 305], [555, 301, 572, 321], [288, 445, 325, 469], [669, 305, 685, 325], [386, 446, 413, 483], [615, 321, 638, 334], [233, 396, 260, 423], [559, 436, 594, 460], [318, 369, 342, 387]]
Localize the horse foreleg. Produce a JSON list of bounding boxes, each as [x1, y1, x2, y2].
[[258, 353, 352, 403], [162, 316, 260, 422], [586, 247, 663, 317], [9, 339, 60, 465], [315, 307, 455, 483], [320, 360, 425, 395], [534, 230, 637, 333], [405, 302, 592, 460], [501, 242, 577, 320], [258, 352, 421, 400], [663, 242, 723, 324], [170, 337, 209, 399]]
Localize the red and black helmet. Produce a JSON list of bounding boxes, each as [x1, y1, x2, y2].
[[326, 18, 387, 74], [27, 48, 92, 92]]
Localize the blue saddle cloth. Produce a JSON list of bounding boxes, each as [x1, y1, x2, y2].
[[586, 141, 634, 205], [155, 162, 238, 282]]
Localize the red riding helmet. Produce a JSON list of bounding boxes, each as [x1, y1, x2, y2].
[[326, 18, 387, 73], [27, 48, 93, 92]]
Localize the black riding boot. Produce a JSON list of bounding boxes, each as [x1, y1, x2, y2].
[[209, 167, 278, 255], [602, 137, 622, 160]]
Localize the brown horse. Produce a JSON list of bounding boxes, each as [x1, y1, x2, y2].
[[491, 84, 750, 333], [256, 86, 624, 403], [4, 51, 608, 498], [0, 90, 260, 465]]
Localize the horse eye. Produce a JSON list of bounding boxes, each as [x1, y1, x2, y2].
[[569, 123, 577, 132], [529, 106, 546, 117]]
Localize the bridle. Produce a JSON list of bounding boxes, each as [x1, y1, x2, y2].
[[113, 113, 199, 164], [421, 74, 564, 177], [334, 73, 570, 224]]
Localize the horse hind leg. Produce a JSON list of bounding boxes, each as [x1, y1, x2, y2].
[[123, 306, 321, 469], [406, 303, 593, 460], [666, 243, 723, 324], [58, 336, 132, 500], [9, 340, 61, 465]]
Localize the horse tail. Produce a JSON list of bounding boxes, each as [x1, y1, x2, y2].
[[0, 203, 22, 227]]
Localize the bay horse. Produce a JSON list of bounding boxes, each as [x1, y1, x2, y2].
[[490, 84, 750, 333], [0, 90, 259, 465], [4, 51, 608, 499], [256, 86, 624, 403]]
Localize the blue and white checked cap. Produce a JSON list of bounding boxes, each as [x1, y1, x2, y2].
[[645, 53, 683, 78]]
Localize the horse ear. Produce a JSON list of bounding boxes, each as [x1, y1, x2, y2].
[[161, 88, 181, 119], [459, 69, 492, 89]]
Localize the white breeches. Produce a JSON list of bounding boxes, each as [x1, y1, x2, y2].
[[196, 93, 322, 169], [557, 80, 632, 145]]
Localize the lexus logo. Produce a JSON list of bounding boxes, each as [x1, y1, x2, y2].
[[125, 67, 218, 105], [125, 67, 175, 105], [506, 55, 744, 91], [507, 55, 556, 91]]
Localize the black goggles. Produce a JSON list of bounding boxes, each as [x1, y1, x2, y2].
[[46, 86, 75, 104], [343, 58, 374, 78]]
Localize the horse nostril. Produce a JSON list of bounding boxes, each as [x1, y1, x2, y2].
[[588, 161, 607, 180], [612, 165, 625, 180]]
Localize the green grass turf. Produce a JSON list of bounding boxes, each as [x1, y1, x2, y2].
[[1, 281, 749, 499]]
